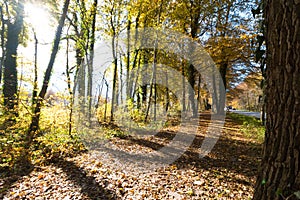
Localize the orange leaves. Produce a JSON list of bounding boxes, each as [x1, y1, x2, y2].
[[2, 114, 262, 199]]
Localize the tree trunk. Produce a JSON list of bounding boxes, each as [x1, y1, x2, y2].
[[126, 19, 131, 98], [187, 64, 197, 117], [0, 5, 5, 84], [32, 31, 38, 110], [165, 71, 169, 112], [3, 0, 24, 113], [253, 1, 300, 199], [197, 73, 202, 111], [181, 61, 186, 114], [218, 61, 227, 114], [87, 0, 97, 125], [65, 29, 73, 138], [110, 49, 118, 122], [27, 0, 70, 144]]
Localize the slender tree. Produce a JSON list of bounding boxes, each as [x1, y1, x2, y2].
[[86, 0, 98, 124], [27, 0, 70, 143], [101, 0, 126, 121], [253, 0, 300, 199]]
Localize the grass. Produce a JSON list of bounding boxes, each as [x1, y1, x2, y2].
[[228, 112, 265, 143]]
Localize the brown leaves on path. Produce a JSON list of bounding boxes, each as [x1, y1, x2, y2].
[[1, 112, 262, 199]]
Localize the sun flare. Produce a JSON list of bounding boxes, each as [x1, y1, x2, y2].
[[24, 3, 53, 40]]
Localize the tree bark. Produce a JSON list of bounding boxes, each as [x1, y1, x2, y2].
[[0, 5, 5, 84], [253, 1, 300, 199], [87, 0, 98, 125], [3, 0, 24, 113], [217, 61, 227, 114], [27, 0, 70, 143], [187, 63, 197, 117]]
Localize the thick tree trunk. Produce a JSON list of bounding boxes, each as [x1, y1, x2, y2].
[[187, 64, 197, 117], [217, 61, 227, 114], [0, 5, 5, 84], [3, 0, 24, 113], [253, 1, 300, 199]]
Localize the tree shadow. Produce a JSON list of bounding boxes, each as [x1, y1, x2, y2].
[[124, 130, 177, 151], [111, 112, 261, 182], [172, 113, 262, 186], [93, 112, 262, 188], [51, 157, 118, 200], [0, 152, 34, 198]]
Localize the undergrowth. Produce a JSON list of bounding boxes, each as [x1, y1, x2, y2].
[[0, 102, 86, 176], [228, 112, 265, 143]]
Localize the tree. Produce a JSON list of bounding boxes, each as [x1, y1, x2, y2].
[[27, 0, 70, 144], [204, 0, 256, 114], [169, 0, 213, 117], [0, 4, 5, 84], [253, 1, 300, 199], [100, 0, 127, 122], [2, 0, 24, 115]]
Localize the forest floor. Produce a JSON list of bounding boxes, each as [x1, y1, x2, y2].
[[1, 112, 262, 199]]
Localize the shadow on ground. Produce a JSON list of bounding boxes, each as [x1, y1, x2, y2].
[[51, 157, 118, 199]]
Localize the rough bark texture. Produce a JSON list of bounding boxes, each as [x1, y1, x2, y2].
[[253, 0, 300, 199], [3, 0, 24, 112]]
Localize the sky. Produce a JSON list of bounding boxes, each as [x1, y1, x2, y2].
[[20, 3, 73, 94]]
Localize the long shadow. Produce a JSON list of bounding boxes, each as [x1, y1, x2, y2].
[[125, 130, 177, 151], [51, 157, 118, 200], [114, 112, 261, 180], [99, 112, 261, 187], [173, 114, 262, 186], [0, 154, 34, 198], [174, 134, 262, 175]]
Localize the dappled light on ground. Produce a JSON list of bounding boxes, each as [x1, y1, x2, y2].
[[1, 112, 262, 199]]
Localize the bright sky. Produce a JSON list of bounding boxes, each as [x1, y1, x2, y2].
[[20, 3, 70, 94]]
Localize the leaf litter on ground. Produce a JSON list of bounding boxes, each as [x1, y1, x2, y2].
[[1, 112, 262, 199]]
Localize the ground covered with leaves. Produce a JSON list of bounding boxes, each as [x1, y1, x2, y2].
[[1, 113, 262, 199]]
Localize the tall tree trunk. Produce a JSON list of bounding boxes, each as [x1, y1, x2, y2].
[[181, 62, 186, 114], [141, 52, 149, 107], [165, 71, 169, 112], [111, 38, 118, 122], [128, 16, 140, 99], [87, 0, 98, 125], [253, 1, 300, 199], [126, 19, 131, 99], [187, 3, 200, 118], [27, 0, 70, 144], [197, 73, 201, 111], [32, 31, 38, 110], [3, 0, 24, 114], [0, 5, 5, 84], [187, 64, 197, 117], [217, 61, 227, 114], [66, 29, 73, 138]]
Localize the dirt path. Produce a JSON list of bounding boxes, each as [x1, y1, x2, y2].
[[1, 113, 262, 199]]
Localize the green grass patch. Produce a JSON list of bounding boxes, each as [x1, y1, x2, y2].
[[228, 112, 265, 143]]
